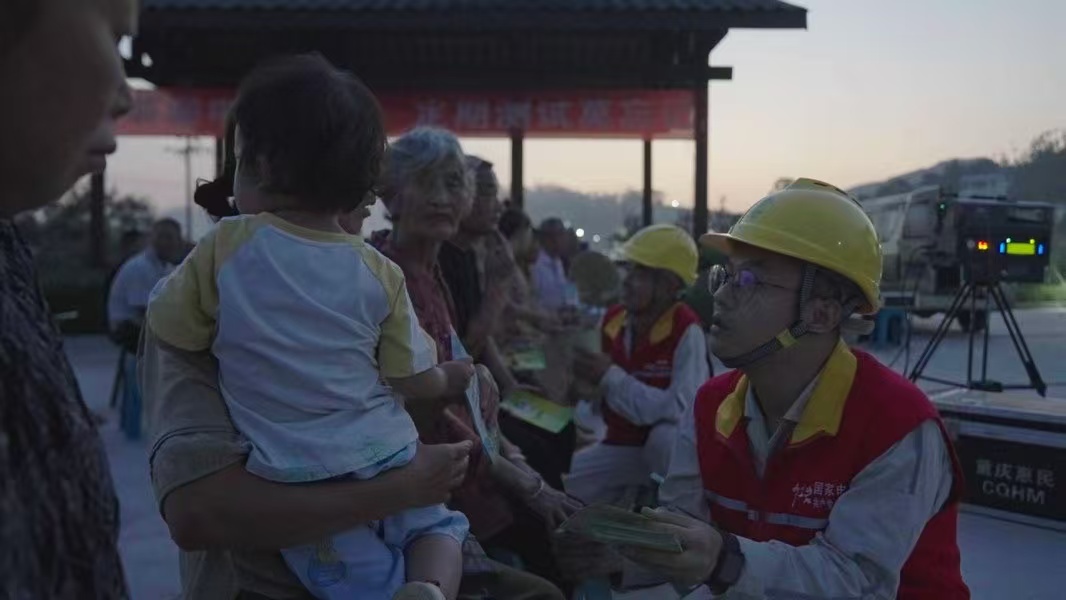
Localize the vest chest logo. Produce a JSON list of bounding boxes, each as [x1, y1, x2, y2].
[[633, 360, 672, 379], [791, 481, 848, 511]]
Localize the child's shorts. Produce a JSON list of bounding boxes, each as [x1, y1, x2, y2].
[[280, 444, 469, 600]]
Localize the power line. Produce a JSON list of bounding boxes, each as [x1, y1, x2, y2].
[[166, 137, 207, 239]]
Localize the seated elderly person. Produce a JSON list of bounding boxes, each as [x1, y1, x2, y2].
[[107, 217, 183, 439], [107, 217, 184, 351], [496, 207, 562, 345], [437, 155, 520, 394], [530, 218, 572, 314]]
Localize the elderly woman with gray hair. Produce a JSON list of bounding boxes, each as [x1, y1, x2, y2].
[[362, 127, 580, 598]]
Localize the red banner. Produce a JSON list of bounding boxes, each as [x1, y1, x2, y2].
[[118, 88, 695, 139]]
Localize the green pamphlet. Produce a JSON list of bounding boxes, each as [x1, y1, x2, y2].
[[510, 347, 548, 372], [558, 504, 683, 554], [501, 389, 573, 434]]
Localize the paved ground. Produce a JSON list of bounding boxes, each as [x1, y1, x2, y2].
[[65, 307, 1066, 599]]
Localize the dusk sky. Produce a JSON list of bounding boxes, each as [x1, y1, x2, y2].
[[96, 0, 1065, 238]]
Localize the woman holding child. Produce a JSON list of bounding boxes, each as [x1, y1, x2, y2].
[[143, 56, 573, 599]]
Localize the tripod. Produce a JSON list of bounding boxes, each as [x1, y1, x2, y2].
[[908, 280, 1047, 396]]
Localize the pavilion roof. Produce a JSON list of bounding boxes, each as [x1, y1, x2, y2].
[[129, 0, 805, 88]]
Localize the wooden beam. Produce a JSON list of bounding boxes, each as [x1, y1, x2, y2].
[[693, 82, 709, 238], [510, 129, 524, 208], [642, 139, 653, 227], [128, 29, 734, 90], [707, 66, 733, 80], [136, 10, 807, 35]]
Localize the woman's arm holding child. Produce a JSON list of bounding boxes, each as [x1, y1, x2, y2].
[[389, 359, 475, 400], [142, 329, 472, 552]]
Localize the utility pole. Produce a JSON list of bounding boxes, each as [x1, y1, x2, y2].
[[167, 137, 205, 239]]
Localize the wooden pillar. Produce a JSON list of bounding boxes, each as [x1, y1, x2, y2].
[[89, 171, 107, 268], [693, 83, 709, 238], [510, 129, 524, 208], [642, 138, 653, 227]]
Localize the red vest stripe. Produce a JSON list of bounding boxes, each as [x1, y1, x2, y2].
[[694, 343, 970, 599], [600, 302, 702, 446]]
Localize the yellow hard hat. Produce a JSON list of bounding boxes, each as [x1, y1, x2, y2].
[[700, 178, 883, 314], [619, 224, 698, 285]]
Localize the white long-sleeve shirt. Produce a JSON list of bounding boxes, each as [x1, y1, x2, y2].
[[599, 323, 710, 427], [659, 380, 954, 599], [531, 250, 570, 311]]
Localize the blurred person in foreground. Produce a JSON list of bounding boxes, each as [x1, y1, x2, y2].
[[620, 180, 968, 599], [140, 57, 474, 600], [565, 225, 709, 506], [0, 0, 137, 596]]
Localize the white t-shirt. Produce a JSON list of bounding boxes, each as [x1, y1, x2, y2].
[[107, 248, 173, 329], [148, 213, 437, 483]]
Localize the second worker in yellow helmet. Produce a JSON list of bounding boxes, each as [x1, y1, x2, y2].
[[566, 224, 710, 506]]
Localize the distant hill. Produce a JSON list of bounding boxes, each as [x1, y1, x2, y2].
[[172, 184, 741, 244], [370, 184, 710, 250], [848, 157, 1002, 200]]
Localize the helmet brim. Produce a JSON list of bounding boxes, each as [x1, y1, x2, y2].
[[699, 231, 879, 315], [698, 232, 734, 255]]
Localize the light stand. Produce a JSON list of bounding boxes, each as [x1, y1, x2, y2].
[[908, 279, 1047, 396]]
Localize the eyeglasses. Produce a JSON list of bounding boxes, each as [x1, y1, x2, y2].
[[708, 264, 798, 299]]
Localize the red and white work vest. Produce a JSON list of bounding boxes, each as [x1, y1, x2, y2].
[[693, 342, 970, 599], [599, 302, 701, 446]]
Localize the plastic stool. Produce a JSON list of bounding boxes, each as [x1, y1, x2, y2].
[[871, 308, 906, 346]]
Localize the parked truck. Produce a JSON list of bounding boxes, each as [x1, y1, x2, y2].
[[860, 185, 1038, 332]]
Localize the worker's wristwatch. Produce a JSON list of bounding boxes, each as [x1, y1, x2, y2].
[[705, 530, 745, 595]]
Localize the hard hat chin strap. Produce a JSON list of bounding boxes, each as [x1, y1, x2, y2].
[[718, 265, 818, 370]]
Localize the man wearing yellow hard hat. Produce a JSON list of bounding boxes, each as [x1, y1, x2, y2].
[[621, 180, 969, 599], [566, 224, 710, 506]]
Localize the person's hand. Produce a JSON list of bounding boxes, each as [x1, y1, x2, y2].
[[552, 531, 624, 582], [475, 364, 500, 427], [513, 382, 551, 399], [617, 507, 723, 587], [525, 483, 585, 531], [573, 348, 614, 385], [557, 306, 581, 328], [439, 358, 475, 397], [484, 281, 510, 314], [400, 441, 473, 508], [442, 407, 478, 446]]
